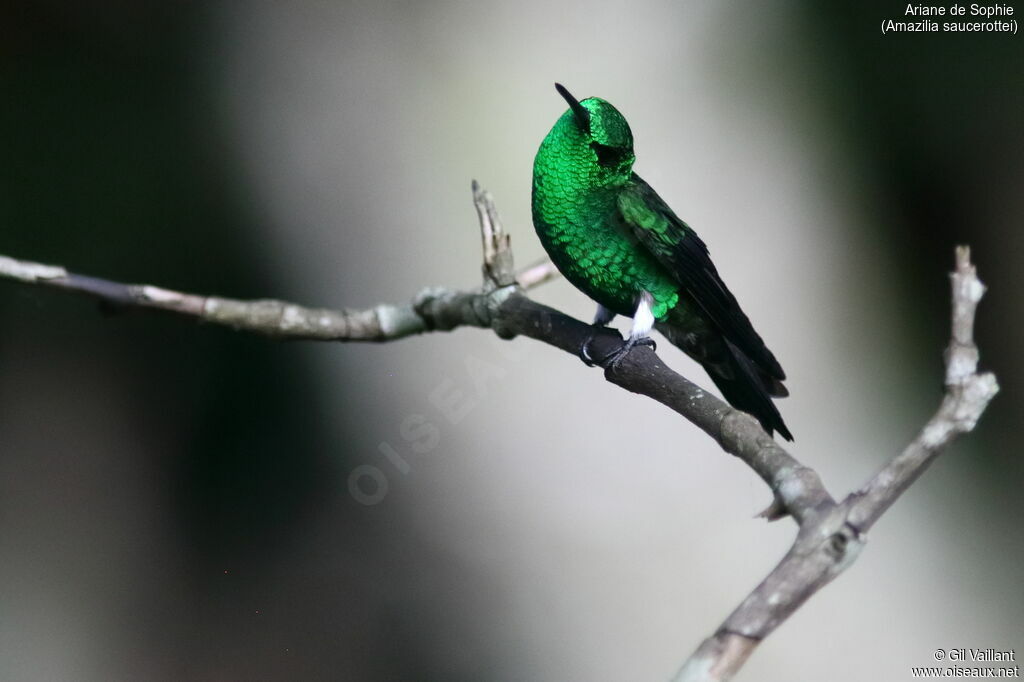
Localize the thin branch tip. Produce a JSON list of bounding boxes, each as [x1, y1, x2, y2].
[[473, 180, 517, 288]]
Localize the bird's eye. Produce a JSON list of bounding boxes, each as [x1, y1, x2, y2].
[[590, 142, 626, 167]]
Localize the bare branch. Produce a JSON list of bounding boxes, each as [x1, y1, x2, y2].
[[0, 252, 427, 341], [672, 245, 997, 682], [0, 246, 828, 522], [473, 179, 516, 288], [494, 295, 834, 522], [0, 252, 547, 343], [491, 295, 833, 522], [845, 245, 999, 531]]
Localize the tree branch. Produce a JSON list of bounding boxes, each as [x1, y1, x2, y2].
[[0, 256, 546, 343], [672, 246, 998, 682], [0, 260, 830, 525], [0, 187, 997, 682], [845, 246, 998, 530]]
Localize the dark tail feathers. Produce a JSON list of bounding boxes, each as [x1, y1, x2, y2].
[[654, 322, 793, 441], [706, 339, 793, 441]]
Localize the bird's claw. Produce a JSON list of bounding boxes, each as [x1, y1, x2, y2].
[[605, 335, 656, 370], [635, 336, 657, 351], [580, 331, 656, 369], [578, 324, 606, 367]]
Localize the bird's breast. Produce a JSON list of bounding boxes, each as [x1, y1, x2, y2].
[[532, 180, 670, 317]]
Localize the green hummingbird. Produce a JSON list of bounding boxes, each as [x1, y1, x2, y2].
[[532, 84, 792, 440]]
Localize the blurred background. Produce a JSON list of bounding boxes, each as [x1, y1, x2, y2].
[[1, 1, 1021, 680]]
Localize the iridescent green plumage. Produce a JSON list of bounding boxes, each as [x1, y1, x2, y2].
[[532, 84, 792, 440]]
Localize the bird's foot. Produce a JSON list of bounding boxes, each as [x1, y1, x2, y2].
[[604, 335, 657, 371], [578, 324, 609, 367], [580, 329, 657, 369]]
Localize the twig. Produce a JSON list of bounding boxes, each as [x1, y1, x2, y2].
[[0, 252, 550, 343], [672, 246, 998, 682], [845, 246, 998, 530], [473, 179, 516, 288]]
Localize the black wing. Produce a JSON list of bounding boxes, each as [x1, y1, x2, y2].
[[616, 175, 786, 381]]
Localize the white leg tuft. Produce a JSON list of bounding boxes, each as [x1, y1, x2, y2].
[[630, 291, 655, 340]]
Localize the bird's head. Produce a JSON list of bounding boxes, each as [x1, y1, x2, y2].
[[554, 83, 635, 176]]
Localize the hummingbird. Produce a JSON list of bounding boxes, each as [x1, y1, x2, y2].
[[531, 84, 792, 440]]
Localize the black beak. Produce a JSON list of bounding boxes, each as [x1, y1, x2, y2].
[[555, 83, 591, 133]]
